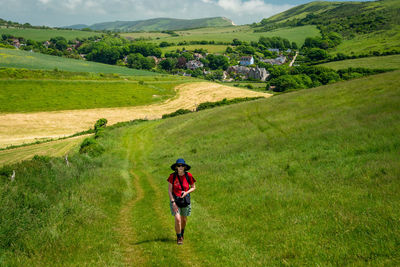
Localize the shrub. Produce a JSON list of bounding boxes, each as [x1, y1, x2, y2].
[[162, 109, 192, 119], [94, 118, 107, 132], [79, 137, 104, 157]]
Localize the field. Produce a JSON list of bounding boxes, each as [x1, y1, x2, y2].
[[0, 27, 99, 41], [1, 70, 399, 265], [122, 25, 320, 46], [319, 54, 400, 70], [161, 44, 228, 55], [0, 48, 157, 75], [0, 79, 179, 113], [0, 135, 88, 166], [0, 82, 270, 148], [331, 26, 400, 56]]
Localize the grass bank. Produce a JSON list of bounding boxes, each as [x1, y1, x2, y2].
[[0, 28, 100, 42]]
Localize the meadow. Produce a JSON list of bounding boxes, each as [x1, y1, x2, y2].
[[0, 79, 178, 113], [0, 48, 157, 76], [161, 44, 228, 55], [122, 25, 320, 47], [319, 54, 400, 70], [1, 70, 399, 265], [0, 27, 99, 41]]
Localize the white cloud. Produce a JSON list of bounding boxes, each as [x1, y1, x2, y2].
[[0, 0, 296, 26]]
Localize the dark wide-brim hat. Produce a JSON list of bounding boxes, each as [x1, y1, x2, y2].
[[171, 158, 191, 171]]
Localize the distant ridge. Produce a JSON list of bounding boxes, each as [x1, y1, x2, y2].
[[63, 17, 235, 32]]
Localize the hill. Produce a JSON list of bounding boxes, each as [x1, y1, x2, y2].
[[0, 48, 157, 76], [65, 17, 234, 32], [0, 27, 99, 42], [1, 70, 399, 265], [255, 0, 400, 37]]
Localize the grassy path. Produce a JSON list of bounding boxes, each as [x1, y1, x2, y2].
[[118, 124, 201, 266]]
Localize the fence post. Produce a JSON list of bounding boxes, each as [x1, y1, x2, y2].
[[10, 170, 15, 182]]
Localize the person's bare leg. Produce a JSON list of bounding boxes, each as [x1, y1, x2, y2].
[[175, 213, 181, 234], [181, 216, 187, 231]]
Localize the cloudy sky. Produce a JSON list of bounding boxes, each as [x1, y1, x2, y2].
[[0, 0, 373, 27]]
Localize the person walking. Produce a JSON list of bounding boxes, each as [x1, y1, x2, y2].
[[168, 158, 196, 245]]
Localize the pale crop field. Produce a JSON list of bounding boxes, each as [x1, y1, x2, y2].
[[0, 135, 89, 166], [0, 82, 271, 148]]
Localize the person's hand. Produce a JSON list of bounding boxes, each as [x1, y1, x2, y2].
[[172, 202, 179, 213], [181, 191, 188, 198]]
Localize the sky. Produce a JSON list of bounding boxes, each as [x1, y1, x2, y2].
[[0, 0, 374, 27]]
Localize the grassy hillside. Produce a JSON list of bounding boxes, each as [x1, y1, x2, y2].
[[0, 48, 158, 75], [86, 17, 234, 32], [319, 54, 400, 70], [0, 28, 99, 42], [122, 25, 320, 47], [1, 70, 399, 265]]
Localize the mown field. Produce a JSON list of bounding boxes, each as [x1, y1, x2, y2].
[[0, 27, 99, 41], [319, 54, 400, 70], [161, 44, 228, 55], [0, 135, 88, 166], [122, 25, 320, 47], [0, 48, 157, 75], [1, 70, 399, 265]]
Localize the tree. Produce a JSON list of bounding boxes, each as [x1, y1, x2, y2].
[[160, 58, 177, 71], [206, 54, 229, 70], [306, 48, 329, 61]]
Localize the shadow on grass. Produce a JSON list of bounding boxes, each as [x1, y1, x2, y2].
[[133, 237, 175, 245]]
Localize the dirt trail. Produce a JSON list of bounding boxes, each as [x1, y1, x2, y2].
[[0, 82, 271, 148]]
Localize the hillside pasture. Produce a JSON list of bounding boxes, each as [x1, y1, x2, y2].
[[0, 27, 99, 41], [331, 26, 400, 56], [0, 82, 271, 148], [318, 54, 400, 70], [2, 70, 399, 265], [122, 25, 320, 46], [0, 48, 157, 76]]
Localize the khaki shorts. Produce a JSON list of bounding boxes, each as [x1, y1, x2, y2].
[[170, 202, 191, 216]]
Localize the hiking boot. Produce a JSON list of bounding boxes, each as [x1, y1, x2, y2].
[[177, 236, 183, 245]]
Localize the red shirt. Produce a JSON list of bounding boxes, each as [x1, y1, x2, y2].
[[167, 172, 196, 197]]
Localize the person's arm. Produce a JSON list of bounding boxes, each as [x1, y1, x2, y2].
[[182, 183, 195, 197], [168, 182, 178, 212]]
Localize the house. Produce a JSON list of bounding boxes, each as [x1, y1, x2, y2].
[[260, 55, 287, 65], [268, 48, 280, 53], [43, 41, 51, 48], [12, 38, 20, 48], [186, 60, 204, 70], [193, 53, 204, 59], [227, 65, 269, 81], [240, 56, 254, 66]]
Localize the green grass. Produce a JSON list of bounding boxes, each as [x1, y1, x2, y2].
[[0, 79, 180, 113], [0, 47, 158, 76], [0, 27, 99, 41], [318, 54, 400, 70], [1, 70, 399, 265], [161, 44, 229, 55], [331, 26, 400, 56], [122, 25, 320, 47]]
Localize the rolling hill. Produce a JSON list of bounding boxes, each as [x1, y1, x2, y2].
[[65, 17, 234, 32], [1, 70, 399, 265]]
